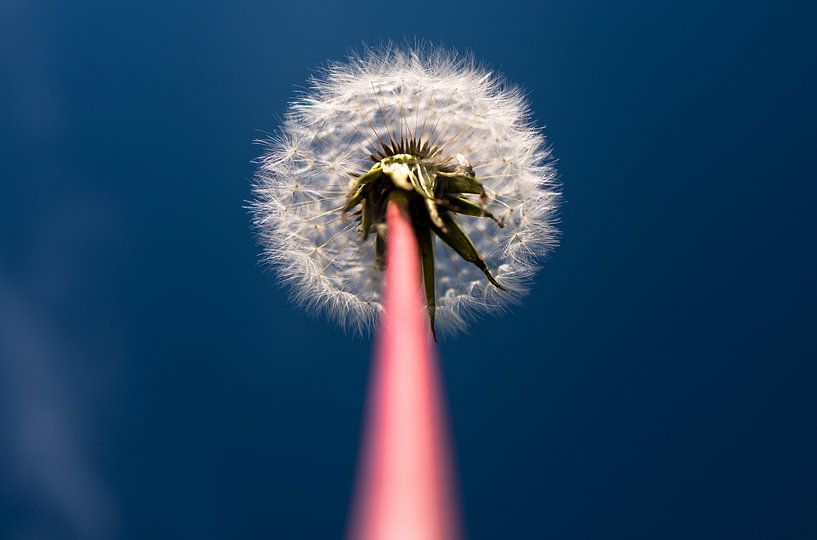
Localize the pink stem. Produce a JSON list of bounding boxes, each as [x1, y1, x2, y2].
[[348, 199, 461, 540]]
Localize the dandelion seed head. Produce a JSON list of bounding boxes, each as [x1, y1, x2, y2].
[[252, 45, 560, 335]]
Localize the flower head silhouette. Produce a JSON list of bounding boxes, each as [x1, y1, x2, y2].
[[253, 45, 559, 335]]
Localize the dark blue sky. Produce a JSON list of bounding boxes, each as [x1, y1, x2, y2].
[[1, 1, 815, 538]]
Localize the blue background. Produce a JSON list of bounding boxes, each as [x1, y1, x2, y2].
[[2, 1, 815, 538]]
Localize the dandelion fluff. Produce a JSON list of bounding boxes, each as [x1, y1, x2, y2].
[[252, 45, 560, 335]]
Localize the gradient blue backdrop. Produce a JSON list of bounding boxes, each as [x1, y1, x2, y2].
[[2, 1, 815, 538]]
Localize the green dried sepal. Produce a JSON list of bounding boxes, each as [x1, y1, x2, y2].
[[433, 213, 506, 291], [444, 195, 504, 227], [415, 223, 438, 341], [342, 185, 367, 213], [413, 164, 437, 199], [360, 194, 376, 240], [375, 232, 386, 270], [424, 197, 446, 231], [347, 163, 383, 193], [436, 172, 484, 195]]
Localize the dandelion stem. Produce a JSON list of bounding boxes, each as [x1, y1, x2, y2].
[[348, 199, 460, 540]]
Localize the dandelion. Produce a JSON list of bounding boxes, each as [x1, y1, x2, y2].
[[252, 45, 559, 336]]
